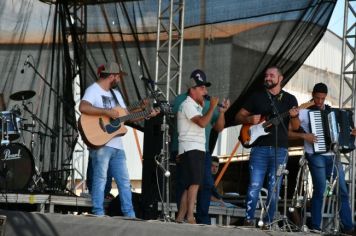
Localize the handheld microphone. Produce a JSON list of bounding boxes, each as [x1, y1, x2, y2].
[[155, 159, 170, 177], [20, 55, 30, 74], [204, 95, 225, 108]]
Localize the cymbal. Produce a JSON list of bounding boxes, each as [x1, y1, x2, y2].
[[10, 90, 36, 101]]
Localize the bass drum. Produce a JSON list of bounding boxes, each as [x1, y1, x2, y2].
[[0, 143, 34, 191]]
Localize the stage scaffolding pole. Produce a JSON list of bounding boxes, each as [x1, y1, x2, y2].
[[154, 0, 185, 218], [339, 0, 356, 223]]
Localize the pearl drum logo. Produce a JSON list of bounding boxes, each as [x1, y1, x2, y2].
[[1, 148, 22, 161]]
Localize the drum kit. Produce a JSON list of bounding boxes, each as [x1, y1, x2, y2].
[[0, 90, 44, 192]]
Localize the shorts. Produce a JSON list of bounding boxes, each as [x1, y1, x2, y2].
[[180, 150, 205, 189]]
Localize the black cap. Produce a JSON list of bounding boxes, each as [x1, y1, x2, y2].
[[312, 82, 328, 94], [188, 69, 211, 88]]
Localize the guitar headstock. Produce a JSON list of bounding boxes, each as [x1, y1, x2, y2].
[[299, 100, 315, 109]]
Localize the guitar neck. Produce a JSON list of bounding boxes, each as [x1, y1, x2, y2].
[[261, 101, 314, 128], [126, 100, 144, 111], [116, 109, 150, 123], [262, 112, 289, 128]]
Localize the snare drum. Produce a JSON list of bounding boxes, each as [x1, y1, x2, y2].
[[0, 111, 21, 140], [0, 143, 34, 191]]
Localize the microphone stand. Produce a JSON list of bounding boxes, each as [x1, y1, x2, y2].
[[142, 78, 173, 221], [261, 89, 293, 231]]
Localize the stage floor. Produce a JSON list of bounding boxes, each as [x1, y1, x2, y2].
[[0, 209, 324, 236], [0, 193, 347, 235]]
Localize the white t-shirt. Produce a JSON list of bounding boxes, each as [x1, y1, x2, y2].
[[177, 96, 205, 154], [299, 108, 333, 155], [82, 82, 126, 150]]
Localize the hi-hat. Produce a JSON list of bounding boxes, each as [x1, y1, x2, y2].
[[10, 90, 36, 101]]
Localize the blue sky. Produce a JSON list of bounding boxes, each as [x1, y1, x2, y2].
[[328, 0, 344, 36]]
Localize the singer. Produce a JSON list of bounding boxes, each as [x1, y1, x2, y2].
[[289, 83, 356, 235], [173, 69, 229, 224], [235, 66, 300, 228]]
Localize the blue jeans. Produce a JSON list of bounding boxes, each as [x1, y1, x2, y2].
[[306, 153, 353, 231], [90, 147, 135, 217], [245, 146, 288, 223], [86, 154, 112, 196], [196, 153, 213, 224]]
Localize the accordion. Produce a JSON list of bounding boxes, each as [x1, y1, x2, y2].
[[309, 109, 355, 154]]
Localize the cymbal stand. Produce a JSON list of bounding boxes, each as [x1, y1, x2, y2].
[[21, 101, 45, 192], [1, 114, 10, 146]]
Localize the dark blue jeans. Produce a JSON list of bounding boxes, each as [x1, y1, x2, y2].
[[245, 146, 288, 223], [306, 153, 353, 231], [196, 153, 213, 224]]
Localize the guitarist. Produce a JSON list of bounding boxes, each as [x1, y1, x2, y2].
[[79, 62, 158, 217], [235, 66, 300, 227]]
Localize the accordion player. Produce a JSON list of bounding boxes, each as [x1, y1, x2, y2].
[[309, 108, 355, 154]]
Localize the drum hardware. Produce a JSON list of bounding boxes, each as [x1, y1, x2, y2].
[[0, 143, 35, 191]]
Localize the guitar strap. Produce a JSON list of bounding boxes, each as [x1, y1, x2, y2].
[[110, 89, 121, 107]]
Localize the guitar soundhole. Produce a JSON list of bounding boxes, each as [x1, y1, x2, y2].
[[105, 123, 121, 134]]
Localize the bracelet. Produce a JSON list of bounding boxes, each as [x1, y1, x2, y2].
[[290, 115, 298, 119]]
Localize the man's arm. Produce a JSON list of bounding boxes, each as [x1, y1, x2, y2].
[[288, 106, 300, 131], [191, 97, 219, 128], [79, 100, 119, 118], [213, 99, 230, 132], [235, 108, 261, 125]]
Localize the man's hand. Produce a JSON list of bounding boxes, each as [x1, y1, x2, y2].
[[106, 108, 121, 119], [146, 108, 160, 119], [219, 98, 230, 113], [303, 133, 317, 144], [209, 96, 219, 108], [248, 114, 261, 125], [289, 106, 299, 119]]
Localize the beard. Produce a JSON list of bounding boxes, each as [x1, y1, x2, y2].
[[110, 80, 119, 88], [264, 80, 278, 89]]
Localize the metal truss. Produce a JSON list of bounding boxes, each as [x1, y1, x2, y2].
[[339, 0, 356, 223], [61, 2, 88, 193], [154, 0, 185, 101]]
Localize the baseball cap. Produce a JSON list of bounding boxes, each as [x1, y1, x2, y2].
[[188, 69, 211, 88], [99, 62, 127, 76], [312, 82, 328, 94]]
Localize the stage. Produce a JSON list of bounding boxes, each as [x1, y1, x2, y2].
[[0, 209, 321, 236]]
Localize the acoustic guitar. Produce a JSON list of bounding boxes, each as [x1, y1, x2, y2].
[[78, 106, 152, 148], [238, 101, 314, 148]]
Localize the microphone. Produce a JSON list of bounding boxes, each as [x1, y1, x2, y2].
[[140, 76, 156, 87], [204, 95, 225, 108], [20, 55, 30, 74], [263, 81, 269, 88], [155, 159, 170, 177]]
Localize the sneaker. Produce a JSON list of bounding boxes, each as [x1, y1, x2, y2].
[[243, 219, 255, 227], [80, 192, 91, 198], [309, 228, 322, 234]]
